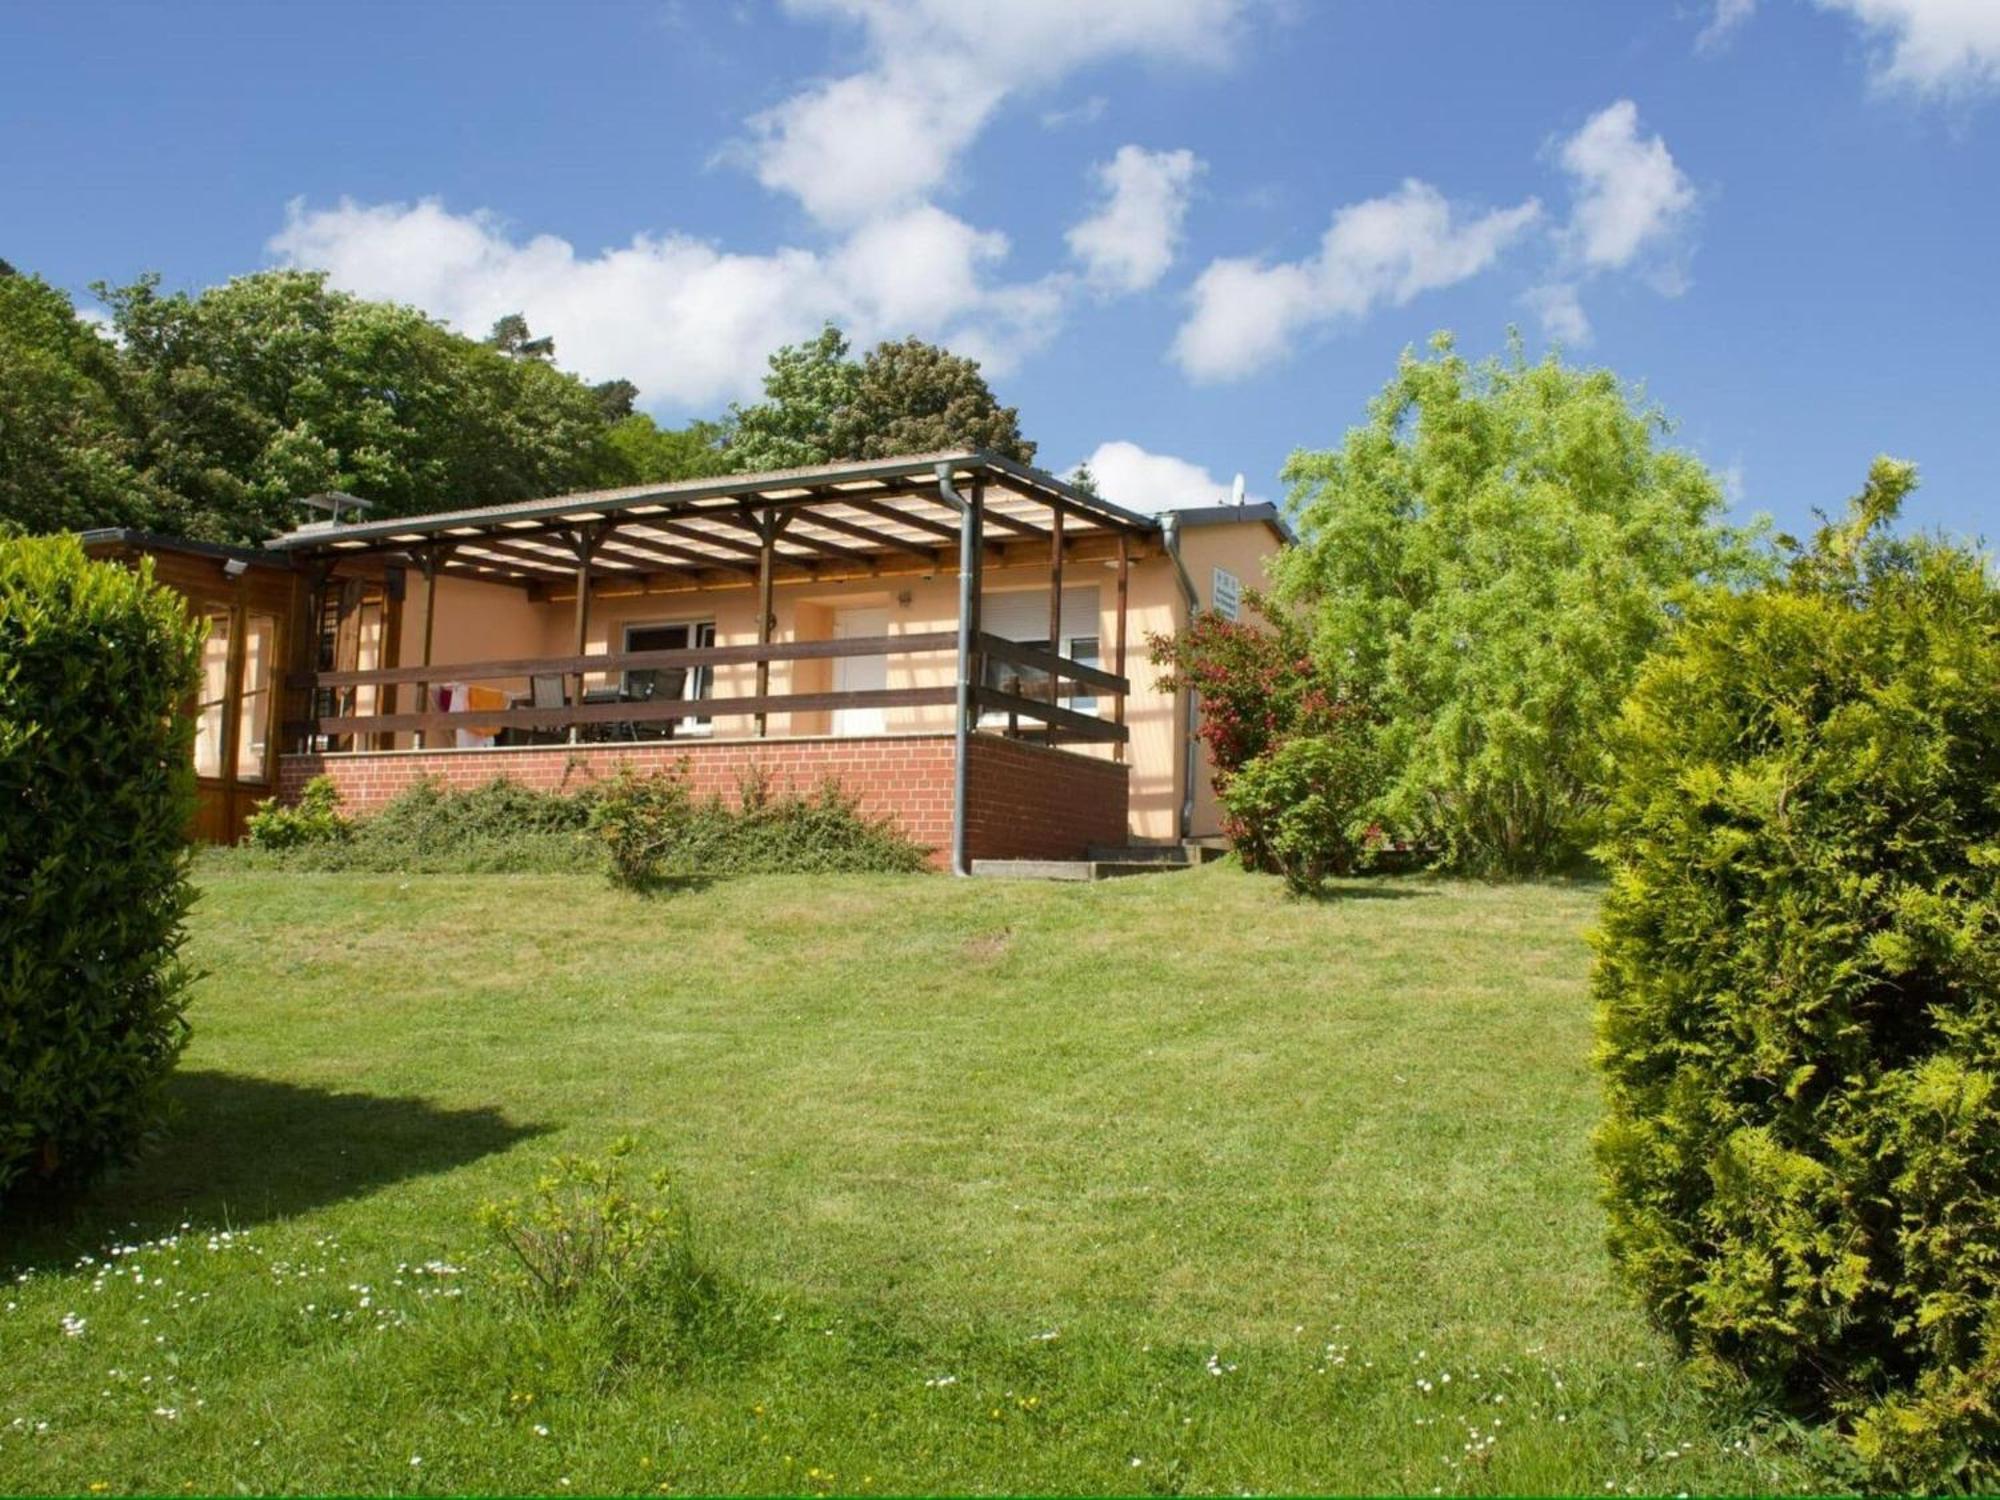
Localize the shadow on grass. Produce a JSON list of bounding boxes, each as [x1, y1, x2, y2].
[[3, 1070, 548, 1265]]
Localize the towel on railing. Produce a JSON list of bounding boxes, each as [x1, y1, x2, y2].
[[437, 682, 510, 746]]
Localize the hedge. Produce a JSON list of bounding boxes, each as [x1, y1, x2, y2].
[[0, 535, 204, 1203], [1592, 461, 2000, 1487]]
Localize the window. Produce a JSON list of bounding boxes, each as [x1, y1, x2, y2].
[[624, 620, 716, 732], [234, 613, 276, 783], [194, 612, 231, 779], [979, 586, 1102, 721]]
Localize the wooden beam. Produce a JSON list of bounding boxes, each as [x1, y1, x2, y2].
[[301, 684, 959, 738], [789, 506, 938, 557], [971, 688, 1130, 744], [598, 531, 752, 578], [1047, 504, 1065, 710], [753, 511, 790, 736], [568, 525, 602, 740]]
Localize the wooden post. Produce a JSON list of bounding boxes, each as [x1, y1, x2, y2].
[[568, 527, 599, 744], [1045, 504, 1065, 736], [1113, 530, 1130, 763], [753, 511, 784, 737], [413, 546, 443, 749]]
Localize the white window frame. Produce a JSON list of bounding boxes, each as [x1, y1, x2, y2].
[[978, 585, 1103, 725]]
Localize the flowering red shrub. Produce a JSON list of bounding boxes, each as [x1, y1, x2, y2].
[[1148, 592, 1367, 862]]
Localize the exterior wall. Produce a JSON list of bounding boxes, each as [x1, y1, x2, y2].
[[1174, 519, 1287, 841], [276, 731, 1127, 868]]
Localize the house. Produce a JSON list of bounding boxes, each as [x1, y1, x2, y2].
[[84, 451, 1287, 869]]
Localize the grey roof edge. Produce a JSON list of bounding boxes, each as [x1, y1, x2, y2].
[[79, 528, 295, 568], [1165, 501, 1295, 544], [261, 450, 1162, 554]]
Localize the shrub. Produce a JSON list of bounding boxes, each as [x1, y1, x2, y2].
[[590, 766, 928, 889], [1148, 591, 1338, 785], [1592, 460, 2000, 1488], [237, 774, 600, 874], [1221, 726, 1381, 893], [0, 535, 203, 1203], [243, 774, 351, 848]]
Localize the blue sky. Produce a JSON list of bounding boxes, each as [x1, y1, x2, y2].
[[4, 0, 1996, 539]]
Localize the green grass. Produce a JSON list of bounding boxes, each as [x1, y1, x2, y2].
[[0, 865, 1843, 1496]]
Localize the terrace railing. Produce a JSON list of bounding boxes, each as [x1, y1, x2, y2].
[[283, 632, 1128, 751]]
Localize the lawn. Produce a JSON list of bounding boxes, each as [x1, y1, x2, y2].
[[0, 864, 1839, 1495]]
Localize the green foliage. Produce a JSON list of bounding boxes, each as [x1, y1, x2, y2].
[[727, 325, 1035, 471], [726, 325, 861, 471], [590, 766, 930, 889], [1276, 333, 1769, 874], [1592, 459, 2000, 1488], [0, 535, 203, 1202], [599, 413, 737, 484], [237, 774, 599, 874], [479, 1137, 697, 1305], [1221, 730, 1382, 894], [242, 774, 353, 849], [0, 272, 164, 534], [93, 270, 619, 541], [1148, 591, 1337, 786]]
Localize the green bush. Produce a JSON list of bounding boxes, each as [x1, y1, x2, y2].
[[243, 774, 352, 848], [1592, 460, 2000, 1488], [1220, 727, 1381, 893], [237, 774, 601, 874], [590, 765, 929, 889], [0, 535, 203, 1202]]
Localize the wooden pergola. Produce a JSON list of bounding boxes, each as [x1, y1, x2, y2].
[[266, 452, 1160, 873]]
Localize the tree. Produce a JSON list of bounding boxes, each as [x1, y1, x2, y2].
[[99, 271, 617, 540], [833, 336, 1035, 464], [1274, 334, 1767, 874], [727, 326, 1036, 471], [600, 414, 737, 485], [0, 272, 162, 534], [1069, 461, 1101, 497], [484, 312, 555, 361]]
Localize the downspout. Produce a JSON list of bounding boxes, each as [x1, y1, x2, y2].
[[1161, 510, 1201, 843], [940, 464, 979, 876]]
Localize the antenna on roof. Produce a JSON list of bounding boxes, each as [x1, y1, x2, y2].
[[295, 491, 374, 527], [1230, 473, 1246, 507]]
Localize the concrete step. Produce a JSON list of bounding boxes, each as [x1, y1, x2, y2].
[[1084, 840, 1231, 866], [969, 858, 1185, 882]]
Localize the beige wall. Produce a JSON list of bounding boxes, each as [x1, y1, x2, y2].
[[1174, 520, 1286, 840], [382, 515, 1286, 845]]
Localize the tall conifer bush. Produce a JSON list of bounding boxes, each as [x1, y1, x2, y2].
[[1593, 460, 2000, 1486], [1, 536, 203, 1202]]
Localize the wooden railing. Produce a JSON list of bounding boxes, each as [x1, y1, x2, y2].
[[283, 631, 1128, 748]]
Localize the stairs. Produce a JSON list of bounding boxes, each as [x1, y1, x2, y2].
[[969, 840, 1228, 882]]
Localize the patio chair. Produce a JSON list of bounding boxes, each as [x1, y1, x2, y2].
[[527, 672, 568, 745]]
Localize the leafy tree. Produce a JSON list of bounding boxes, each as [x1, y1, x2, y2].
[[100, 271, 616, 540], [728, 326, 1035, 471], [726, 326, 860, 472], [590, 377, 640, 423], [484, 312, 555, 361], [0, 272, 162, 534], [833, 336, 1035, 464], [600, 414, 737, 485], [1274, 334, 1768, 874], [1069, 461, 1101, 497]]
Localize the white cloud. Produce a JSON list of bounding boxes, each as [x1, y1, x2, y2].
[[739, 0, 1249, 225], [1077, 440, 1260, 512], [1520, 282, 1592, 346], [1557, 100, 1697, 273], [1067, 146, 1204, 293], [1815, 0, 2000, 96], [1041, 95, 1109, 129], [268, 196, 1065, 410], [1696, 0, 1757, 53], [1171, 179, 1541, 381]]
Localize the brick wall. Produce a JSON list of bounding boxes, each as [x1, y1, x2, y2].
[[276, 731, 1126, 867]]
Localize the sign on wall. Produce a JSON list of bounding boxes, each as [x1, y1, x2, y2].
[[1211, 566, 1242, 622]]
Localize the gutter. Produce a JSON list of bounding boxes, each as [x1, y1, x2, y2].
[[939, 464, 980, 877], [1160, 511, 1202, 843]]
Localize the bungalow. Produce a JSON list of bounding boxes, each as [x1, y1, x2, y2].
[[83, 451, 1287, 870]]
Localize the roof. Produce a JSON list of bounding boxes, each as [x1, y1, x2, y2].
[[79, 529, 294, 570], [1169, 501, 1294, 545], [262, 450, 1161, 589]]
